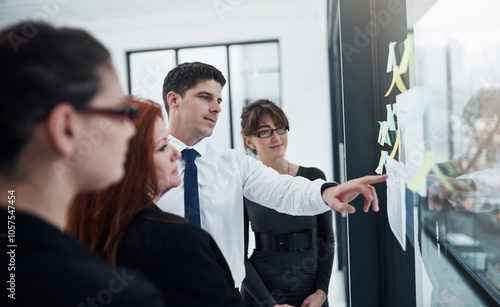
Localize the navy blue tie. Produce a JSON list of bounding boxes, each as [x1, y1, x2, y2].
[[182, 149, 200, 226]]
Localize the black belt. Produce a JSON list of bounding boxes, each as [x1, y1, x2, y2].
[[254, 228, 316, 253]]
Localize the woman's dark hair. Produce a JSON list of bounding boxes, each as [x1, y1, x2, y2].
[[162, 61, 226, 114], [240, 99, 289, 155], [66, 97, 163, 266], [0, 22, 111, 169]]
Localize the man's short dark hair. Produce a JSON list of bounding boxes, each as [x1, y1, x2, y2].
[[162, 62, 226, 114]]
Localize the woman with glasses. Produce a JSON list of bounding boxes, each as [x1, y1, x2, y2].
[[66, 97, 243, 306], [0, 23, 165, 306], [240, 99, 334, 307]]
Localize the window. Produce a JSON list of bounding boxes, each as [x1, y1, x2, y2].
[[127, 41, 281, 151]]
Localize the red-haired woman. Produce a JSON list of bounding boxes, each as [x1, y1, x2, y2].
[[66, 97, 242, 306]]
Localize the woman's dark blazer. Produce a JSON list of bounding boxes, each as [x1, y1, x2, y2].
[[116, 204, 243, 307]]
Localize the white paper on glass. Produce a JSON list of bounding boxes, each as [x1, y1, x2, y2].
[[386, 158, 406, 251], [396, 86, 429, 196]]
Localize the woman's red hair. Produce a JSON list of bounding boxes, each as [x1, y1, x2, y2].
[[66, 97, 163, 265]]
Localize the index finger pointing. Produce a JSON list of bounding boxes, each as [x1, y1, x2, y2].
[[361, 174, 388, 185]]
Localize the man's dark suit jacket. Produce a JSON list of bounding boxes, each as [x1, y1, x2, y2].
[[116, 204, 243, 306], [0, 207, 166, 307]]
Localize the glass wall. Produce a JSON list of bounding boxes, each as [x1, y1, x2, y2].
[[408, 0, 500, 305], [127, 41, 281, 151]]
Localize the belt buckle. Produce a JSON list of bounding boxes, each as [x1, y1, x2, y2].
[[293, 232, 308, 252], [276, 233, 292, 252]]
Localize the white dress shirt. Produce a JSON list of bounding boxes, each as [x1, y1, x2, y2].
[[157, 136, 332, 287], [461, 163, 500, 197]]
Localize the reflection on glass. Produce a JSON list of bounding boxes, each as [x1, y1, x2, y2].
[[410, 0, 500, 305]]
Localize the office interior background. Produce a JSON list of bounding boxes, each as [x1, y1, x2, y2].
[[2, 0, 500, 306]]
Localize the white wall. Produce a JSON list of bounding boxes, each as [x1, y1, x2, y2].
[[53, 0, 334, 180]]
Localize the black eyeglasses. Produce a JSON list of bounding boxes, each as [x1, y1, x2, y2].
[[79, 104, 139, 121], [250, 126, 289, 138]]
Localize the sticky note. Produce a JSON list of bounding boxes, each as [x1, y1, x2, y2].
[[398, 35, 416, 75], [378, 121, 391, 146], [375, 150, 389, 174], [379, 122, 391, 146], [387, 104, 396, 131], [386, 42, 397, 73], [389, 130, 400, 159], [385, 66, 407, 97], [377, 121, 385, 144]]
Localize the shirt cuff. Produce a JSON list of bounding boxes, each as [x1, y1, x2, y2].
[[321, 182, 339, 195], [319, 182, 339, 208]]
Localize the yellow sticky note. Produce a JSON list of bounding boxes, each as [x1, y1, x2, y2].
[[389, 130, 400, 159], [385, 66, 407, 97], [407, 152, 434, 192], [395, 70, 407, 93], [398, 35, 416, 75]]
